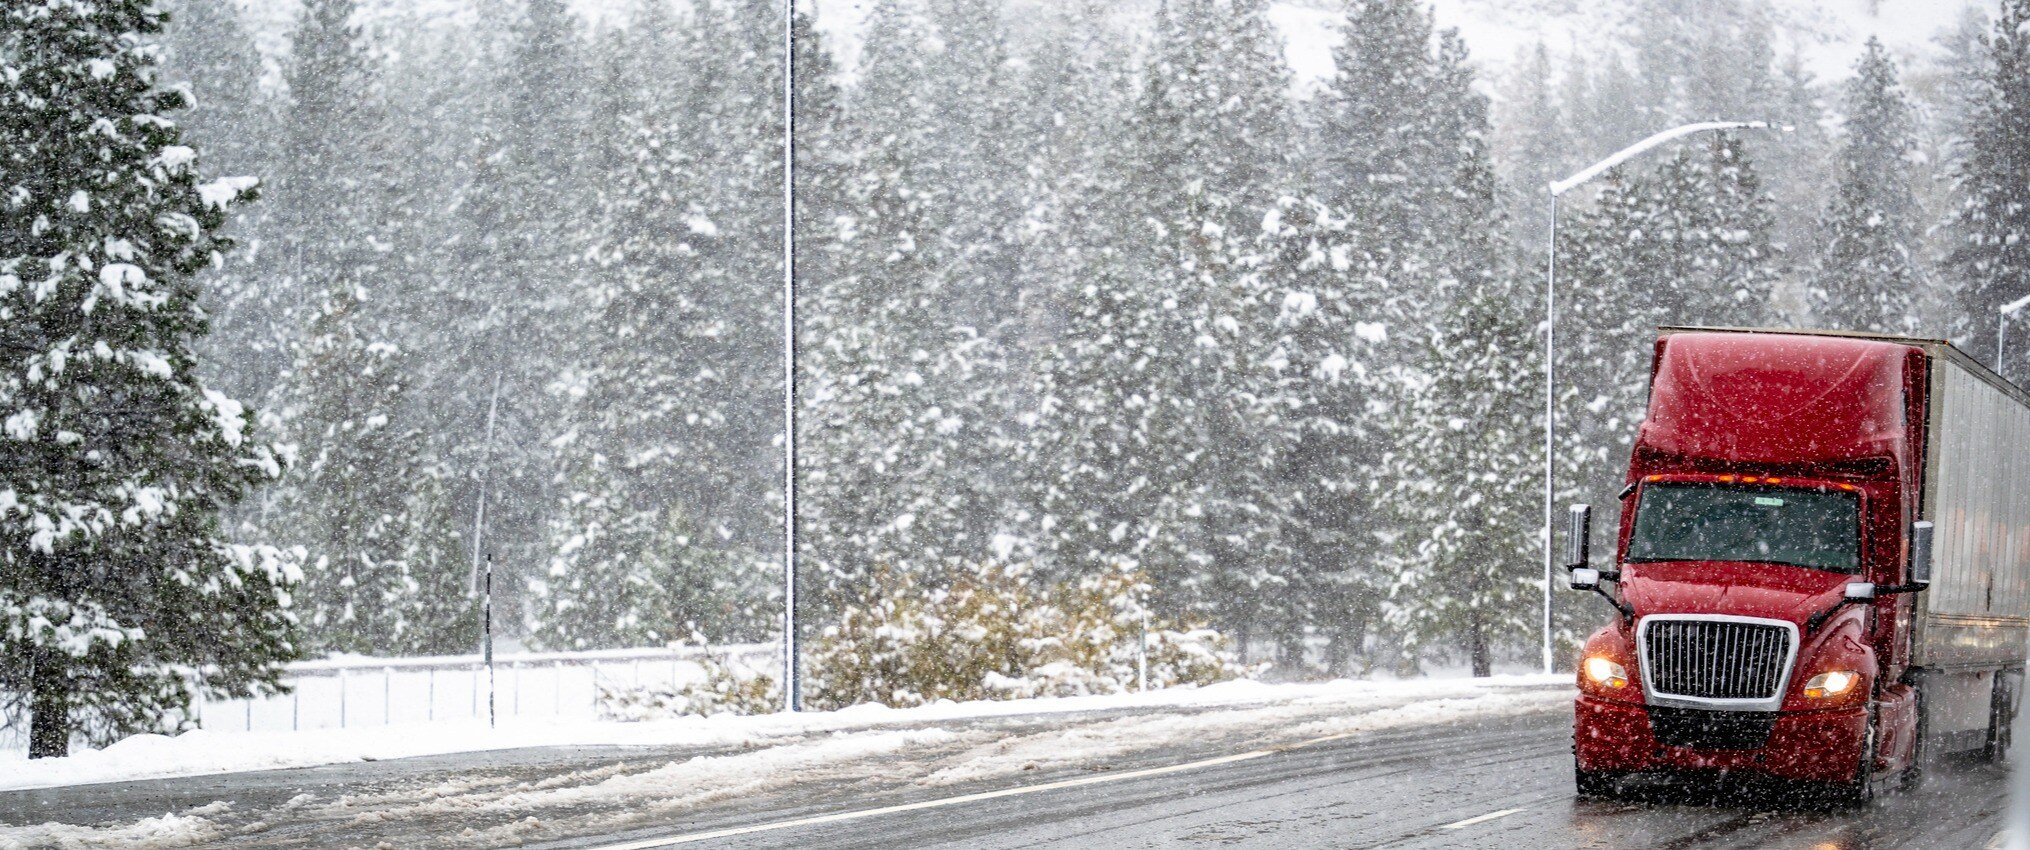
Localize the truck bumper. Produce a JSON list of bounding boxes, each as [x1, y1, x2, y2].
[[1574, 695, 1867, 785]]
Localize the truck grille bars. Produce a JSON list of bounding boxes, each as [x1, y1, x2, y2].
[[1638, 616, 1798, 710]]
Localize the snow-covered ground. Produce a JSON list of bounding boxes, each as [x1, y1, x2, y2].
[[0, 674, 1566, 793]]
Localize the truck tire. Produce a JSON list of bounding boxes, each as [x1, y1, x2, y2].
[[1574, 755, 1616, 800], [1834, 719, 1878, 808]]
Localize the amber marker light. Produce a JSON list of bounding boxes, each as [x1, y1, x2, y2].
[[1583, 656, 1629, 689]]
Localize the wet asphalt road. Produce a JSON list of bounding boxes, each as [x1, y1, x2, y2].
[[532, 711, 2010, 850], [1, 691, 2012, 849]]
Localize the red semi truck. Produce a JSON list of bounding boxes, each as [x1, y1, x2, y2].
[[1566, 327, 2030, 803]]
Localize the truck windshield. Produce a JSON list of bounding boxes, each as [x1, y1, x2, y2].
[[1626, 483, 1861, 573]]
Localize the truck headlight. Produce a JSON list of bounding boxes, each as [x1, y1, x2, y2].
[[1583, 656, 1628, 689], [1804, 670, 1858, 698]]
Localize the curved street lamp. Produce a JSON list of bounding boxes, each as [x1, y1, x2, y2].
[[1539, 120, 1791, 674]]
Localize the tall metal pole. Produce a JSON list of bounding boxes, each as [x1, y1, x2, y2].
[[1541, 192, 1559, 675], [780, 0, 801, 713]]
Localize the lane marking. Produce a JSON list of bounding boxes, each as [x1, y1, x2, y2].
[[579, 750, 1273, 849], [1437, 807, 1527, 830]]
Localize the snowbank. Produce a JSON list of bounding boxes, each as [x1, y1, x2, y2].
[[0, 674, 1567, 792]]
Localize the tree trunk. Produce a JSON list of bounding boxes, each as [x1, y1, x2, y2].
[[1468, 618, 1492, 678], [1323, 631, 1350, 678], [28, 655, 71, 759]]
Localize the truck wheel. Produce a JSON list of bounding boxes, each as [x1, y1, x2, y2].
[[1835, 720, 1878, 808], [1574, 755, 1616, 800]]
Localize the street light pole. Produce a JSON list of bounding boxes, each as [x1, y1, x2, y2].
[[780, 0, 801, 712], [1541, 120, 1788, 675]]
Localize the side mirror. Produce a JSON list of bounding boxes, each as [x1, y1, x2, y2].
[[1565, 504, 1592, 570], [1910, 521, 1934, 588], [1571, 567, 1601, 590], [1811, 580, 1884, 632]]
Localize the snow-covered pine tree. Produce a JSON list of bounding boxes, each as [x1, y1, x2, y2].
[[1813, 39, 1921, 335], [449, 0, 595, 629], [801, 0, 1008, 605], [0, 0, 296, 757], [1763, 50, 1831, 263], [1293, 3, 1505, 672], [255, 0, 469, 656], [1555, 136, 1779, 531], [1087, 0, 1295, 649], [1366, 26, 1536, 676], [997, 1, 1139, 581], [1382, 275, 1540, 677], [1950, 0, 2030, 372], [535, 0, 769, 650], [916, 0, 1024, 331], [1553, 171, 1664, 523], [691, 0, 791, 566], [1645, 135, 1782, 329]]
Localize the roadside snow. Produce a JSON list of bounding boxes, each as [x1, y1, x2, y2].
[[0, 674, 1566, 793], [0, 810, 227, 850]]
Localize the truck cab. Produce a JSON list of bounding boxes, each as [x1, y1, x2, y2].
[[1568, 329, 2028, 804]]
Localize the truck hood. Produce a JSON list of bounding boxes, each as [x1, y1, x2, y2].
[[1617, 561, 1854, 627]]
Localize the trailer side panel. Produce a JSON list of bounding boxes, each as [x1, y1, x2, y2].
[[1915, 354, 2030, 668]]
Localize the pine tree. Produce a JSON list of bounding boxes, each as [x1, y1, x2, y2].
[[1357, 23, 1533, 677], [254, 0, 469, 655], [1383, 280, 1541, 677], [1068, 0, 1294, 645], [799, 0, 1013, 614], [1813, 39, 1921, 334], [0, 0, 297, 757], [448, 0, 595, 630], [1950, 0, 2030, 372], [536, 0, 773, 649], [1288, 2, 1501, 671]]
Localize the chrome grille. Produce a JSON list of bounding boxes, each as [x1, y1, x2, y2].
[[1642, 619, 1791, 701]]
